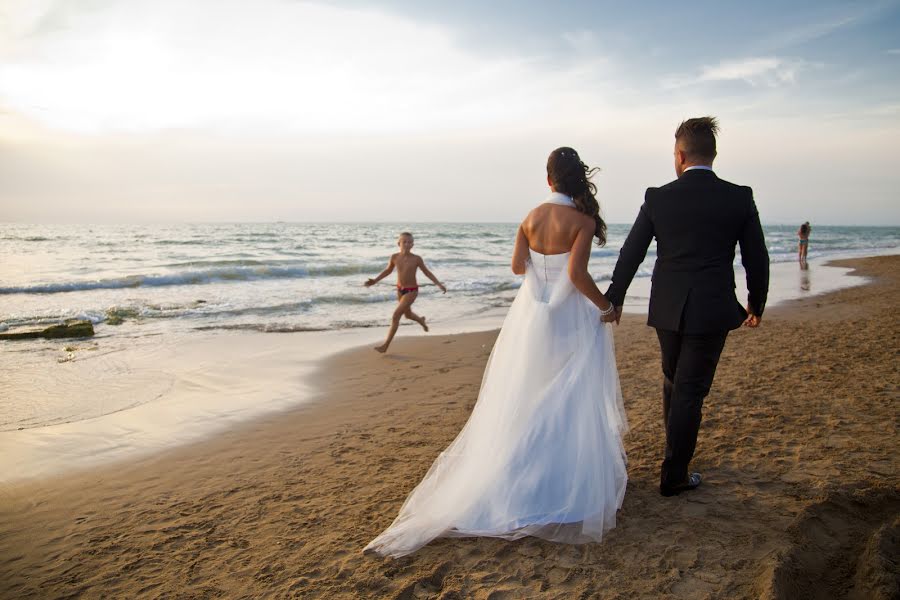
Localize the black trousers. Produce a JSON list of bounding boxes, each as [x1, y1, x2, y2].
[[656, 328, 728, 489]]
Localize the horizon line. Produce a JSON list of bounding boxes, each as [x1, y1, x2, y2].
[[2, 220, 899, 228]]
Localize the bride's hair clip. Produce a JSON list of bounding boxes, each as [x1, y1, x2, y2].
[[557, 149, 582, 163]]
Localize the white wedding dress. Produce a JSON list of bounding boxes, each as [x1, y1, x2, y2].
[[365, 194, 628, 558]]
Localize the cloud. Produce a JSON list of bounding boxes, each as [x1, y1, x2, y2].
[[754, 1, 897, 53], [699, 57, 800, 85], [663, 57, 805, 89], [758, 13, 860, 50], [887, 48, 900, 55], [0, 0, 616, 136]]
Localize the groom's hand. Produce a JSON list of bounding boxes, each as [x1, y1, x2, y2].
[[743, 304, 761, 328], [601, 306, 622, 324]]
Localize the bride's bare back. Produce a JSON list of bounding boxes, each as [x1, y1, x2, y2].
[[522, 203, 592, 255], [511, 199, 613, 316]]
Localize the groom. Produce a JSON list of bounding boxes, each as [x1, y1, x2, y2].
[[606, 116, 769, 496]]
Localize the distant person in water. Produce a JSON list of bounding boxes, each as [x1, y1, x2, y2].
[[365, 232, 447, 353], [798, 221, 811, 266]]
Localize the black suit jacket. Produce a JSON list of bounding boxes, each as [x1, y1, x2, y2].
[[606, 169, 769, 334]]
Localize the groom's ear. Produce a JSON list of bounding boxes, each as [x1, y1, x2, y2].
[[674, 147, 690, 169]]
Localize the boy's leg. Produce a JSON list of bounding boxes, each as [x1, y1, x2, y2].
[[403, 293, 428, 331], [375, 293, 418, 352]]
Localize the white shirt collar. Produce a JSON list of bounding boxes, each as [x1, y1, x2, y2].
[[684, 165, 714, 172]]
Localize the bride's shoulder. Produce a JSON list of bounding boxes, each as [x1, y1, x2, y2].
[[566, 208, 595, 229], [521, 205, 543, 226], [525, 203, 546, 216]]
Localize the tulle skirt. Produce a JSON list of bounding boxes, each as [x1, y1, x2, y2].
[[365, 254, 628, 558]]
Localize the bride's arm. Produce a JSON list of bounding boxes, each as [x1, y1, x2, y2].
[[511, 224, 529, 275], [568, 221, 613, 312]]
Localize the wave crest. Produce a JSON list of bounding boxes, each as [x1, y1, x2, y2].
[[0, 262, 382, 295]]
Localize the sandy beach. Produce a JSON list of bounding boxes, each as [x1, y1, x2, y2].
[[1, 255, 898, 599]]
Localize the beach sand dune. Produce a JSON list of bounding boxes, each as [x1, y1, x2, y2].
[[1, 256, 898, 599]]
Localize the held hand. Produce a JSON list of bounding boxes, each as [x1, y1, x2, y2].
[[742, 304, 761, 328], [615, 306, 623, 325], [600, 304, 618, 324]]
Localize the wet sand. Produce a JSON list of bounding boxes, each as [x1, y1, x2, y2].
[[1, 255, 898, 599]]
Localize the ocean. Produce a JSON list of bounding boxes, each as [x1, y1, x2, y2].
[[3, 222, 898, 340], [1, 221, 898, 478]]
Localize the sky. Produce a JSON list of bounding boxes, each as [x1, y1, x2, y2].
[[0, 0, 898, 225]]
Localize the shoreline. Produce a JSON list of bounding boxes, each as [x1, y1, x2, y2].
[[0, 252, 891, 485], [1, 254, 898, 599]]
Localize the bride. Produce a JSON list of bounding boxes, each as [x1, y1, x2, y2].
[[365, 147, 628, 558]]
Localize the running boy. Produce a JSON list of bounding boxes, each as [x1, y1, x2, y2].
[[365, 232, 447, 353]]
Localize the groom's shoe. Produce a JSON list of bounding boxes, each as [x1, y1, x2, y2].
[[660, 472, 702, 497]]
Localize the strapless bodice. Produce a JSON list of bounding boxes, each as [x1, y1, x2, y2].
[[529, 249, 570, 280], [528, 249, 573, 303]]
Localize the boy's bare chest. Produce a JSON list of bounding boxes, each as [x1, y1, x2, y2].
[[395, 255, 418, 273]]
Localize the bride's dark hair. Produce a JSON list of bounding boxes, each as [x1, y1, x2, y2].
[[547, 147, 607, 246]]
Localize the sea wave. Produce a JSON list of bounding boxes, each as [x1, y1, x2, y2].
[[449, 279, 522, 294], [193, 323, 329, 333], [430, 231, 512, 240], [0, 235, 60, 242], [160, 258, 302, 268], [0, 262, 384, 295], [0, 292, 401, 330], [193, 318, 384, 333], [152, 239, 211, 246], [430, 257, 506, 267]]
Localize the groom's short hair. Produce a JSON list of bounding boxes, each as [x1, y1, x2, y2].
[[675, 116, 719, 162]]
